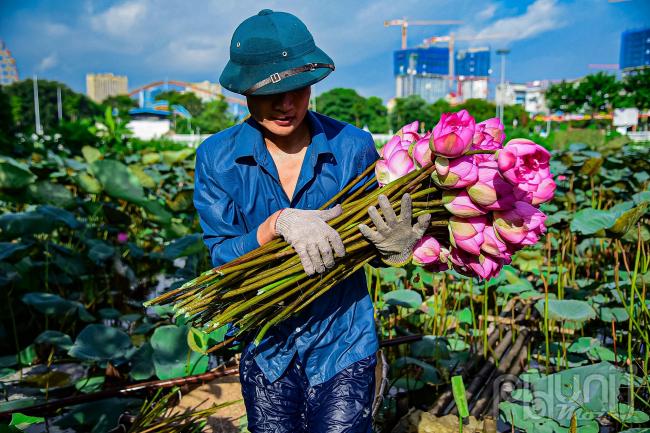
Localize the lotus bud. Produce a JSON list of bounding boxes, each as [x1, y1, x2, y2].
[[430, 109, 476, 158], [431, 156, 479, 189], [442, 190, 487, 218]]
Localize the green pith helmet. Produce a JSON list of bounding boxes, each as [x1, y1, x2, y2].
[[219, 9, 335, 96]]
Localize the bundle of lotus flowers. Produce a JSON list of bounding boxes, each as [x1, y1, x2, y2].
[[145, 109, 556, 348]]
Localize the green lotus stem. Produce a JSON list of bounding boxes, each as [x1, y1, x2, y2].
[[464, 149, 497, 155], [214, 241, 374, 325], [341, 173, 381, 206], [410, 187, 440, 200], [254, 253, 374, 345], [412, 201, 443, 208], [322, 161, 377, 209], [235, 251, 369, 331], [292, 255, 374, 317]]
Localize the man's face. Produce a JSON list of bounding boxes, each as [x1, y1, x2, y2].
[[246, 86, 311, 137]]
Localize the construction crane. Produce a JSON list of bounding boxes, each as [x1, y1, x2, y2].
[[424, 33, 509, 93], [384, 18, 463, 50]]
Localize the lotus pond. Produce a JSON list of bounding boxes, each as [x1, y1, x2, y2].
[[0, 133, 649, 433]]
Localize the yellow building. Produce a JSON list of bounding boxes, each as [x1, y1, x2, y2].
[[86, 73, 128, 103]]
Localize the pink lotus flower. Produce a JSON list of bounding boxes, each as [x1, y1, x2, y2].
[[466, 164, 518, 210], [413, 133, 434, 167], [424, 247, 450, 272], [493, 201, 547, 245], [430, 109, 476, 158], [375, 149, 415, 186], [397, 120, 420, 144], [432, 156, 478, 189], [468, 253, 503, 280], [497, 139, 550, 183], [449, 248, 502, 280], [449, 247, 472, 275], [449, 216, 487, 255], [442, 190, 487, 218], [496, 139, 556, 205], [481, 225, 509, 259], [412, 236, 441, 266], [472, 118, 505, 151], [513, 174, 557, 205], [117, 232, 129, 244], [381, 134, 410, 160]]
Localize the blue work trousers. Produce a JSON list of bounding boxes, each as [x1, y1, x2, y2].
[[240, 348, 376, 433]]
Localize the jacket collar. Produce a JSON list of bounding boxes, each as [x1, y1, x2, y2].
[[233, 111, 336, 166]]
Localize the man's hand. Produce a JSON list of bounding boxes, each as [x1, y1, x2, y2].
[[275, 205, 346, 276], [359, 193, 430, 267]]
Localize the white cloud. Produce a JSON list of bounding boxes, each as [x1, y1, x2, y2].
[[477, 4, 498, 21], [470, 0, 566, 43], [37, 52, 58, 71], [89, 0, 147, 37]]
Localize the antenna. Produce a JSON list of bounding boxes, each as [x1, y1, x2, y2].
[[57, 87, 63, 123], [33, 74, 43, 135]]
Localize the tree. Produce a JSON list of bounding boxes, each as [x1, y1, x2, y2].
[[193, 96, 234, 133], [428, 99, 452, 126], [315, 88, 390, 133], [103, 94, 138, 118], [154, 90, 204, 117], [315, 88, 365, 127], [362, 96, 388, 133], [576, 72, 621, 116], [389, 95, 435, 132], [503, 104, 529, 128], [620, 68, 650, 110], [545, 80, 580, 113], [2, 79, 103, 134], [0, 87, 14, 153], [455, 98, 496, 123]]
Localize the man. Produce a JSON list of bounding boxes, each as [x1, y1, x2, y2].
[[194, 9, 430, 433]]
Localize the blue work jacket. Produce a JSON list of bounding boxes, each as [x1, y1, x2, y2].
[[193, 110, 380, 386]]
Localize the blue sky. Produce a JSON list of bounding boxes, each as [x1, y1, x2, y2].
[[1, 0, 648, 101]]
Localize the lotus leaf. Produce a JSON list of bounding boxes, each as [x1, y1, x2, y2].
[[90, 159, 146, 203], [128, 342, 154, 381], [81, 145, 102, 164], [383, 289, 422, 308], [163, 234, 204, 260], [534, 299, 596, 322], [150, 325, 208, 379], [530, 361, 626, 427], [0, 157, 36, 189], [598, 306, 629, 322], [610, 403, 650, 424], [24, 182, 74, 208], [67, 324, 132, 362], [410, 335, 450, 359], [35, 330, 73, 350], [74, 172, 102, 194]]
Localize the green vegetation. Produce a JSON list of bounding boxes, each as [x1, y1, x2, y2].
[[0, 82, 649, 431], [545, 69, 650, 113]]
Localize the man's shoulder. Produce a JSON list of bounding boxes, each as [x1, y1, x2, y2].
[[195, 123, 245, 161], [312, 111, 373, 147]]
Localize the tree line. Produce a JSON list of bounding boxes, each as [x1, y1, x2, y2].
[[0, 79, 235, 153], [315, 88, 528, 134], [545, 69, 650, 115]]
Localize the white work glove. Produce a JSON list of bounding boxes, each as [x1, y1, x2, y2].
[[275, 205, 346, 276], [359, 193, 430, 267]]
